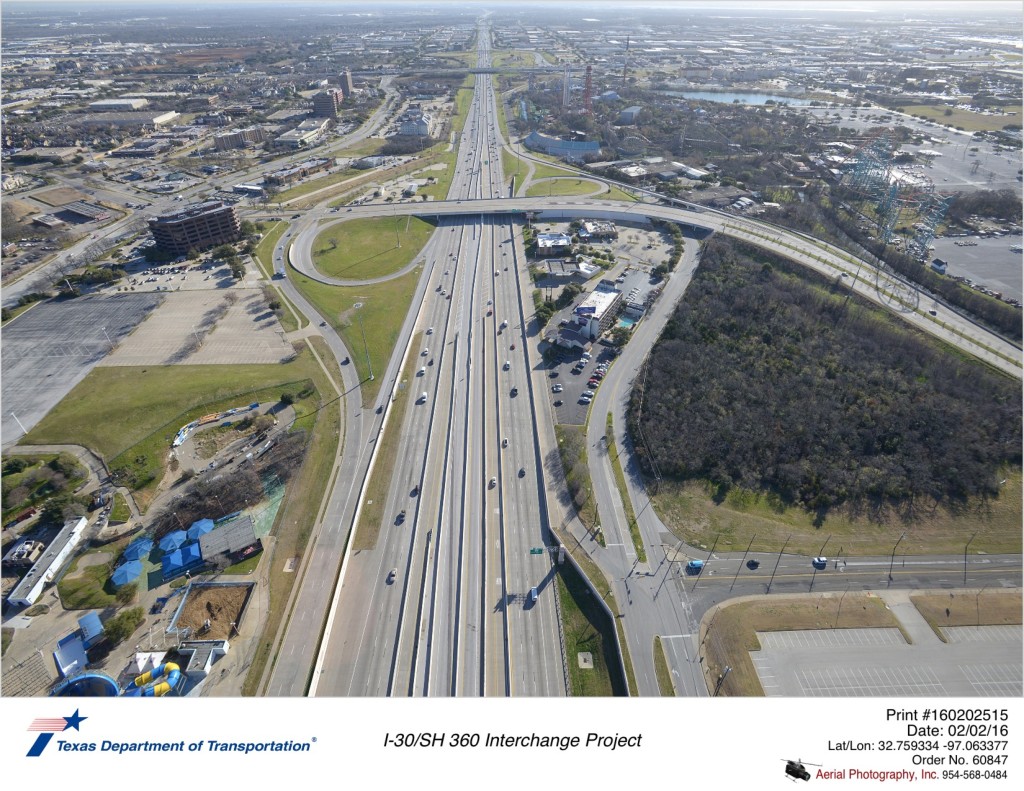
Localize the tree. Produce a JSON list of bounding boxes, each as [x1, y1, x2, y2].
[[116, 583, 137, 605], [610, 325, 632, 347], [103, 607, 144, 645]]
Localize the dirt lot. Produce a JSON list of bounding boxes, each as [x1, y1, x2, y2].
[[33, 187, 89, 207], [176, 584, 250, 641]]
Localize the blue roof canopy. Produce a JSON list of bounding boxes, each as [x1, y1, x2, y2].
[[112, 560, 143, 586]]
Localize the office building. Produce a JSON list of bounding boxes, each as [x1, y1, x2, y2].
[[148, 201, 241, 256], [313, 89, 345, 119]]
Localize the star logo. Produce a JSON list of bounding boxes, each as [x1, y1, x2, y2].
[[26, 710, 87, 757]]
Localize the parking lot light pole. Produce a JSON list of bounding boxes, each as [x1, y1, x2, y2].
[[100, 326, 114, 351]]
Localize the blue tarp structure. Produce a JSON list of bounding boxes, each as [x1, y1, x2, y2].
[[159, 530, 187, 552], [123, 537, 153, 561], [161, 542, 203, 580], [187, 519, 214, 541], [112, 560, 143, 586]]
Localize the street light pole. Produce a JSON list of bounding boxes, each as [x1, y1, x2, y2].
[[355, 309, 373, 381], [101, 326, 114, 351], [888, 531, 907, 583], [963, 531, 977, 585]]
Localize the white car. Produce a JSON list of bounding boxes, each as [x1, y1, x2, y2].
[[552, 384, 563, 393]]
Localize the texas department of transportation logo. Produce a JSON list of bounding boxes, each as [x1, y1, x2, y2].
[[26, 709, 87, 757]]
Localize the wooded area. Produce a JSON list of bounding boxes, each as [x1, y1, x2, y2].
[[629, 236, 1021, 522]]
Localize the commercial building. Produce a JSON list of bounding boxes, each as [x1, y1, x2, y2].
[[572, 285, 622, 340], [213, 125, 266, 151], [340, 70, 355, 99], [147, 201, 241, 256], [7, 517, 88, 608], [535, 232, 574, 256], [275, 118, 329, 148], [312, 89, 345, 119], [264, 157, 333, 185], [88, 97, 149, 111], [71, 111, 179, 130], [618, 106, 642, 124], [523, 130, 600, 163]]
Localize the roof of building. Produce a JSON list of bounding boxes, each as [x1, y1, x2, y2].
[[150, 200, 233, 224], [198, 514, 258, 558]]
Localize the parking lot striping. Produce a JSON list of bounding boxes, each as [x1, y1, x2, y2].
[[960, 664, 1023, 696], [944, 625, 1022, 644]]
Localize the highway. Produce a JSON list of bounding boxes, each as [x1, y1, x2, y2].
[[307, 26, 566, 697]]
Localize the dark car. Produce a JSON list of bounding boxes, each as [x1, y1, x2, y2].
[[553, 399, 563, 407], [746, 559, 760, 570], [549, 371, 559, 378]]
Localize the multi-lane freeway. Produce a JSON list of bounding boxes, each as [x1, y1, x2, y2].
[[307, 28, 566, 698]]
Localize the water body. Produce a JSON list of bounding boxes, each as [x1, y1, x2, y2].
[[662, 90, 814, 106]]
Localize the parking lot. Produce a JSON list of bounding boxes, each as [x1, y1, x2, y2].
[[1, 293, 163, 447], [545, 346, 619, 426]]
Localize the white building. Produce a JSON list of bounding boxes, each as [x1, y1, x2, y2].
[[88, 97, 149, 111], [7, 517, 88, 608]]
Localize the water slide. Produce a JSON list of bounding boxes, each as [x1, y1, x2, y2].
[[122, 662, 181, 697]]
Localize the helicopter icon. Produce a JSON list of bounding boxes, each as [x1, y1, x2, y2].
[[783, 758, 821, 781]]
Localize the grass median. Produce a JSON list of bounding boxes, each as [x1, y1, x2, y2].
[[557, 559, 626, 696], [352, 333, 420, 550], [604, 413, 645, 563]]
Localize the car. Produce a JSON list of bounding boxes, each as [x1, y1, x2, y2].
[[812, 557, 828, 569], [583, 390, 595, 397], [529, 587, 539, 602], [510, 387, 518, 397], [422, 348, 429, 356], [396, 510, 406, 525], [928, 309, 937, 316], [549, 371, 559, 378], [426, 327, 434, 335], [387, 568, 398, 583], [510, 343, 515, 350], [685, 559, 704, 573], [552, 384, 563, 392], [417, 392, 427, 403], [579, 395, 592, 404], [488, 477, 496, 489], [746, 559, 760, 570], [418, 367, 425, 376], [518, 467, 526, 478], [553, 399, 563, 406], [502, 437, 508, 448]]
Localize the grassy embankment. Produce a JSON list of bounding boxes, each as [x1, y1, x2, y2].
[[653, 467, 1022, 558], [22, 347, 328, 512], [525, 178, 605, 198], [289, 265, 422, 408], [557, 559, 627, 696]]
